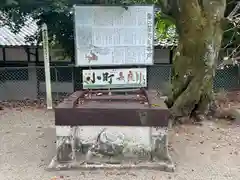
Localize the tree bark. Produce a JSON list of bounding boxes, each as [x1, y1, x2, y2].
[[165, 0, 226, 122]]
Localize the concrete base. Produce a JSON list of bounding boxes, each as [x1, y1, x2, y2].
[[48, 126, 174, 172], [47, 160, 175, 172]]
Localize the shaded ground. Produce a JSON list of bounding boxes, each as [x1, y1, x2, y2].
[[0, 108, 240, 180], [215, 90, 240, 108]]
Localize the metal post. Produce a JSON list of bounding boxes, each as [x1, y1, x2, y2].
[[41, 23, 53, 109]]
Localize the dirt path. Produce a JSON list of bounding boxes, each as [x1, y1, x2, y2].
[[0, 108, 239, 180]]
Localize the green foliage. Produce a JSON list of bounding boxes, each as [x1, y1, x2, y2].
[[222, 1, 240, 47], [0, 0, 178, 58], [0, 0, 94, 58], [0, 0, 239, 59], [155, 11, 176, 45]]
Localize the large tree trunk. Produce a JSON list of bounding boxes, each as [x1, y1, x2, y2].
[[165, 0, 227, 122]]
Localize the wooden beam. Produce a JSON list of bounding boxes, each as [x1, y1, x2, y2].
[[36, 47, 39, 63], [26, 47, 31, 62], [2, 47, 6, 62]]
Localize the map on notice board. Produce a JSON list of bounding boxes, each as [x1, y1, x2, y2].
[[74, 5, 154, 66]]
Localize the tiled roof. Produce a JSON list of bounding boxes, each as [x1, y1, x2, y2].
[[0, 17, 38, 46]]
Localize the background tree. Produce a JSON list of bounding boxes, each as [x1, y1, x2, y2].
[[0, 0, 239, 122]]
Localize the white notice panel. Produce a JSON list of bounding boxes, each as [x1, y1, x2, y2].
[[74, 5, 154, 66]]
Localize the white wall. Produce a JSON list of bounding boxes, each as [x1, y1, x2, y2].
[[0, 47, 71, 62], [0, 48, 3, 61], [38, 48, 71, 62], [39, 82, 73, 94], [0, 67, 38, 100], [5, 47, 28, 61], [0, 47, 170, 63], [0, 81, 73, 100], [154, 49, 170, 64], [0, 46, 170, 100], [0, 65, 73, 100]]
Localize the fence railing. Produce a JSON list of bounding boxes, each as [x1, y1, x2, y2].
[[0, 65, 239, 101]]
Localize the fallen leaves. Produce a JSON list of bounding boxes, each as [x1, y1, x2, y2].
[[0, 96, 67, 110], [50, 176, 65, 180], [213, 90, 240, 121]]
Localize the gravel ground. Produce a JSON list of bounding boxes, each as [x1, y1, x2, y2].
[[0, 108, 240, 180]]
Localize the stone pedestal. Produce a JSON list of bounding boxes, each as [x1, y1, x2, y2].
[[48, 126, 174, 172]]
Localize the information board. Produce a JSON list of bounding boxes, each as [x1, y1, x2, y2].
[[82, 68, 147, 89], [74, 5, 154, 66]]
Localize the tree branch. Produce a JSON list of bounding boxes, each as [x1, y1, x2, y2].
[[227, 1, 240, 20], [157, 0, 180, 19], [201, 0, 226, 20], [157, 0, 170, 14]]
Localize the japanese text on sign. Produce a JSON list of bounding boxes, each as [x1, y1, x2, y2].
[[74, 5, 154, 66], [82, 68, 147, 89]]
